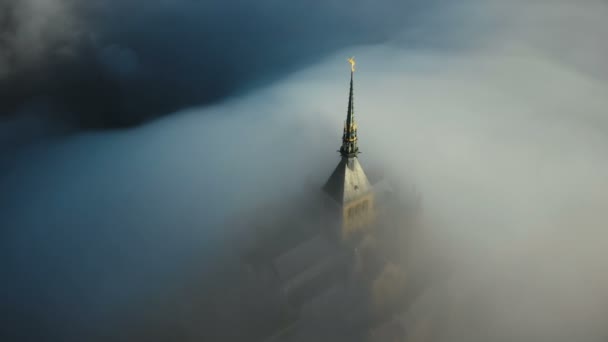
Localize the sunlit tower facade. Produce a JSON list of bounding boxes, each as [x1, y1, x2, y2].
[[323, 58, 375, 241]]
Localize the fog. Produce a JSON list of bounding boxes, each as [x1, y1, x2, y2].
[[2, 0, 608, 341]]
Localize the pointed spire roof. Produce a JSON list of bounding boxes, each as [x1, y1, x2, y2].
[[323, 157, 373, 204], [324, 57, 372, 204], [346, 69, 355, 132], [340, 57, 359, 158]]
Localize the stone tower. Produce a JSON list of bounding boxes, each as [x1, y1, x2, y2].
[[323, 58, 375, 241]]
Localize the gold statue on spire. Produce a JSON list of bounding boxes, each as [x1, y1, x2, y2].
[[348, 57, 356, 72]]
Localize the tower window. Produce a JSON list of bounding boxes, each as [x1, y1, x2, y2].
[[347, 200, 370, 221]]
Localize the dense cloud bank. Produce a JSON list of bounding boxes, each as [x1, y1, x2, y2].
[[2, 0, 608, 341], [0, 0, 429, 130]]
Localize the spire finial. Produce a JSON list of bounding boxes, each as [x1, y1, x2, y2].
[[348, 57, 356, 73]]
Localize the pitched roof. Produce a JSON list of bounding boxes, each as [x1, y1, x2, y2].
[[274, 233, 336, 281], [323, 157, 373, 204]]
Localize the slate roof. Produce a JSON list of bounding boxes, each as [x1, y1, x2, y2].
[[323, 157, 373, 204], [274, 234, 336, 281], [283, 250, 349, 307]]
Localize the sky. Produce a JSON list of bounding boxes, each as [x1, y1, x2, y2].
[[0, 0, 429, 130], [1, 0, 608, 341]]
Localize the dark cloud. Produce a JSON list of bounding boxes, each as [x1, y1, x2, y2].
[[0, 0, 432, 130]]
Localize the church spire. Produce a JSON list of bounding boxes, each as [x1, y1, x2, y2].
[[340, 57, 359, 158], [323, 57, 374, 236]]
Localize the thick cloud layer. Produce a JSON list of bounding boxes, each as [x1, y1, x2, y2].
[[0, 0, 430, 130], [2, 0, 608, 341]]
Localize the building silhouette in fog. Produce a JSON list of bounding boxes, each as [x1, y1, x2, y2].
[[241, 59, 423, 341]]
